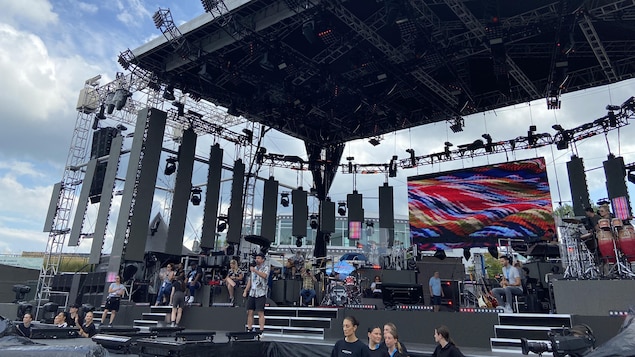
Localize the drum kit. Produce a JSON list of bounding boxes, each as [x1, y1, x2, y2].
[[320, 273, 364, 306], [561, 217, 635, 279]]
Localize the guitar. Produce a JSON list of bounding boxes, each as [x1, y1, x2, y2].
[[471, 273, 494, 308]]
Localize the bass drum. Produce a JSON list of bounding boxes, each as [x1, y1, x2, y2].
[[330, 285, 348, 306], [619, 225, 635, 262], [597, 230, 617, 263]]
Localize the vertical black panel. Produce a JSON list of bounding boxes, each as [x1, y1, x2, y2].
[[69, 158, 97, 246], [603, 155, 632, 215], [379, 183, 395, 229], [261, 177, 279, 242], [292, 188, 308, 237], [320, 200, 335, 233], [89, 127, 118, 203], [567, 156, 591, 216], [111, 108, 166, 268], [226, 159, 245, 244], [90, 134, 123, 264], [347, 191, 363, 222], [166, 128, 197, 255], [604, 155, 628, 198], [200, 144, 223, 249], [43, 182, 62, 232]]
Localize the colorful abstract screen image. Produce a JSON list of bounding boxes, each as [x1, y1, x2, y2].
[[408, 158, 555, 249]]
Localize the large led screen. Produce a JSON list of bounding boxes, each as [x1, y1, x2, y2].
[[408, 158, 555, 249]]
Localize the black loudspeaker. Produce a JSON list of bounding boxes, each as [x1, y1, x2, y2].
[[379, 183, 394, 229], [347, 191, 363, 222], [440, 280, 460, 311], [604, 156, 631, 210], [567, 156, 591, 217], [200, 144, 223, 249], [261, 177, 278, 241], [292, 188, 308, 237], [382, 283, 423, 306], [320, 200, 336, 233], [226, 159, 245, 244], [89, 127, 118, 203]]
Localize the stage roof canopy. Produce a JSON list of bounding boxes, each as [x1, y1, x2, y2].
[[130, 0, 635, 146]]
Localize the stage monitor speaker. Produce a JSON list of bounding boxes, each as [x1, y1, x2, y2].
[[347, 191, 363, 222], [567, 156, 591, 217], [379, 183, 394, 229], [292, 188, 308, 237], [604, 155, 630, 202], [320, 200, 336, 233], [440, 280, 460, 311], [261, 177, 278, 241], [226, 159, 245, 244], [382, 283, 423, 306], [200, 144, 223, 249]]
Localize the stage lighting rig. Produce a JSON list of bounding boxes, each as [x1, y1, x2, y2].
[[388, 155, 398, 177], [190, 187, 202, 206], [310, 214, 318, 229], [444, 142, 453, 159], [369, 137, 382, 146], [346, 156, 356, 173], [164, 156, 177, 176], [295, 237, 303, 247], [527, 125, 538, 146], [449, 117, 464, 133], [12, 284, 31, 303], [482, 134, 493, 153], [163, 85, 176, 101]]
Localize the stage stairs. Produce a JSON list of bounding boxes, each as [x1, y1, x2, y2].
[[490, 313, 572, 354], [255, 306, 339, 340], [132, 305, 172, 330]]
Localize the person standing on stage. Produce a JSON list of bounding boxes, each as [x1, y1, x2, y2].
[[491, 255, 523, 313], [102, 275, 125, 326], [432, 325, 465, 357], [429, 271, 444, 312], [331, 315, 370, 357], [243, 252, 269, 332], [15, 312, 33, 338], [170, 276, 186, 327]]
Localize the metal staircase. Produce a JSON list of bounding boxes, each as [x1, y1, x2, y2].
[[490, 313, 573, 354]]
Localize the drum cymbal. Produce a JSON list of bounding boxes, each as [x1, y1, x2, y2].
[[562, 218, 581, 224]]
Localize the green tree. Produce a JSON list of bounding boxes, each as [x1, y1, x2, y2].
[[552, 203, 573, 218]]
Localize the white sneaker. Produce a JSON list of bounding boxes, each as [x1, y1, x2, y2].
[[187, 296, 194, 303], [504, 305, 513, 313]]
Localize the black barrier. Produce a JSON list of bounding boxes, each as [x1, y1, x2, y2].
[[381, 283, 423, 307]]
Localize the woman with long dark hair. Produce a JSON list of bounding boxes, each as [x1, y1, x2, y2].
[[331, 316, 370, 357], [432, 325, 464, 357], [368, 326, 389, 357]]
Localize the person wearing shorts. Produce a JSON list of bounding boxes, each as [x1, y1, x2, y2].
[[170, 276, 186, 327], [102, 275, 125, 326], [243, 253, 269, 332]]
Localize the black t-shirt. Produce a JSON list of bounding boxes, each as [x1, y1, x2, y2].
[[369, 343, 390, 357], [15, 323, 32, 338], [172, 279, 186, 292], [331, 339, 371, 357], [65, 312, 83, 327], [432, 342, 465, 357], [82, 322, 97, 337]]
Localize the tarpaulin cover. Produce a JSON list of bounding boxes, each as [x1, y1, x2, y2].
[[585, 308, 635, 357]]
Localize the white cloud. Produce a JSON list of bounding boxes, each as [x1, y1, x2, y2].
[[115, 0, 152, 28], [0, 0, 58, 28], [77, 2, 98, 14]]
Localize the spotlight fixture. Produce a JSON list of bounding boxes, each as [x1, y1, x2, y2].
[[608, 111, 617, 127], [337, 202, 347, 216], [482, 134, 493, 153], [388, 155, 398, 177], [295, 237, 303, 247], [96, 104, 107, 120], [164, 157, 177, 176], [280, 192, 290, 207], [406, 149, 416, 167], [527, 125, 537, 146], [217, 218, 227, 233], [369, 137, 381, 146], [190, 187, 202, 206], [310, 214, 318, 229], [444, 142, 453, 159], [552, 124, 564, 131], [346, 156, 355, 173], [113, 88, 131, 110], [163, 85, 176, 101]]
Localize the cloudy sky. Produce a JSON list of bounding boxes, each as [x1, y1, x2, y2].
[[1, 0, 634, 256]]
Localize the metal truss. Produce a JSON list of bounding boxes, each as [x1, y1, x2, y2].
[[578, 11, 618, 82]]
